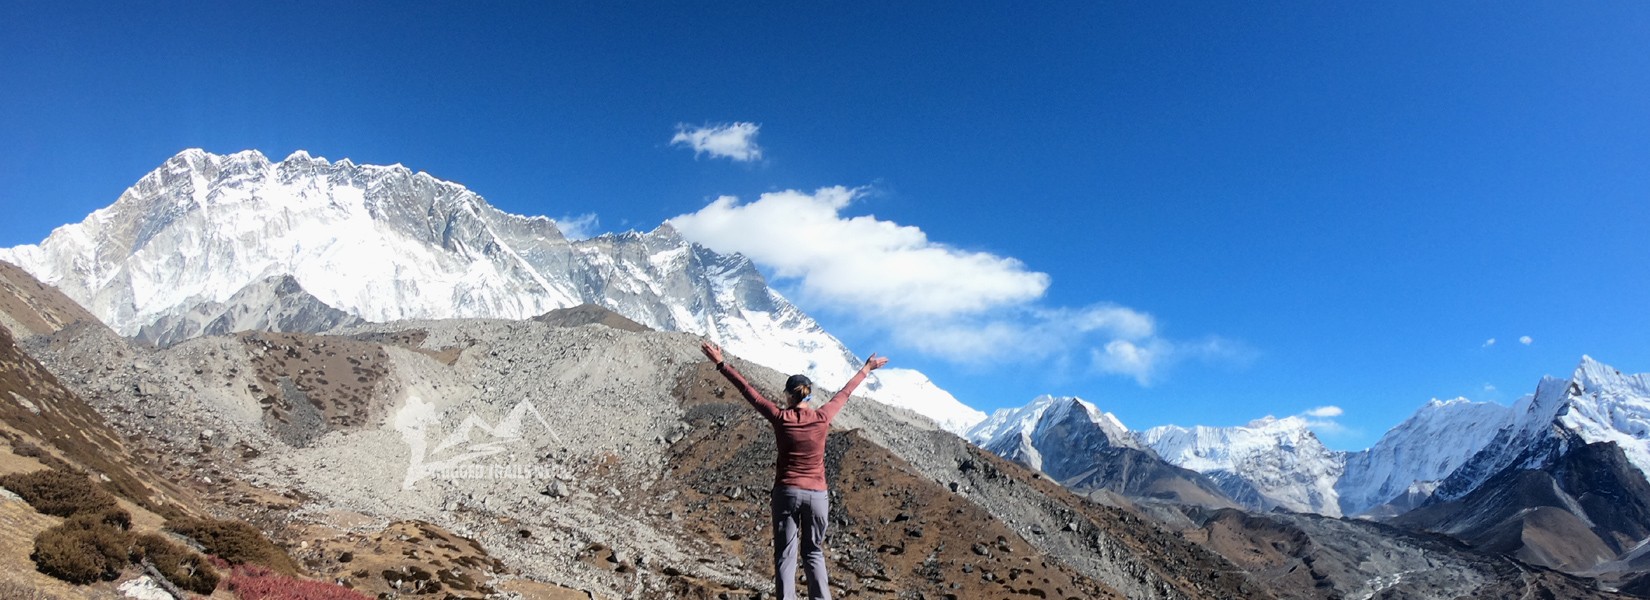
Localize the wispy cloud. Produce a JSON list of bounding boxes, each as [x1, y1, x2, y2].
[[670, 122, 763, 162], [556, 213, 601, 240], [1519, 335, 1533, 346], [670, 186, 1246, 385], [1482, 338, 1496, 347], [1299, 405, 1350, 437]]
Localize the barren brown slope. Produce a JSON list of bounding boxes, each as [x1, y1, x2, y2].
[[1397, 440, 1650, 577], [534, 302, 650, 332], [0, 260, 102, 339]]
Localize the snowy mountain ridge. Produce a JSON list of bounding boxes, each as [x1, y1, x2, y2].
[[974, 356, 1650, 520], [1336, 397, 1513, 516], [0, 148, 986, 432], [1431, 355, 1650, 502], [1136, 415, 1346, 516], [966, 395, 1137, 475]]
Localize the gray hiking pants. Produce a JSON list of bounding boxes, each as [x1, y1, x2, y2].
[[771, 486, 831, 600]]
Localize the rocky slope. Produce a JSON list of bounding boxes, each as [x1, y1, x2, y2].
[[1168, 504, 1635, 600], [1397, 439, 1650, 577], [11, 295, 1269, 598]]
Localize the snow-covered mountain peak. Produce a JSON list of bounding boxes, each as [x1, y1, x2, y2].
[[1337, 396, 1513, 516], [966, 395, 1133, 450], [965, 394, 1139, 477], [1573, 355, 1649, 395], [1557, 357, 1650, 473], [1431, 356, 1650, 503], [1138, 415, 1344, 515], [0, 148, 988, 434]]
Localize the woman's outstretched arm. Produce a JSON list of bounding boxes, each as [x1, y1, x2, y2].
[[818, 353, 888, 420], [701, 341, 781, 421]]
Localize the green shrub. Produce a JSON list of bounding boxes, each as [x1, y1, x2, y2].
[[31, 512, 134, 584], [135, 533, 221, 594], [0, 469, 119, 518], [10, 441, 44, 457], [167, 516, 298, 574], [31, 511, 224, 592]]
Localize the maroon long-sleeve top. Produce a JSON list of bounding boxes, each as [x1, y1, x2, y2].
[[715, 361, 868, 491]]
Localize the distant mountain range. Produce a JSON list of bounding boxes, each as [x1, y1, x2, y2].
[[0, 149, 985, 432], [969, 355, 1650, 576]]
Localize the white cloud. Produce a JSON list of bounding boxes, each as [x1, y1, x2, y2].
[[1303, 406, 1343, 418], [1519, 335, 1533, 345], [556, 213, 601, 240], [670, 187, 1048, 318], [1094, 339, 1171, 385], [671, 122, 764, 162], [1482, 338, 1496, 347], [1298, 406, 1350, 437], [670, 187, 1244, 385]]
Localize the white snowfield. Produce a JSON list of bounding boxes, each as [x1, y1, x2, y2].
[[0, 149, 985, 434]]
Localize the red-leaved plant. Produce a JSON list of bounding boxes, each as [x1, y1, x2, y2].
[[226, 564, 372, 600]]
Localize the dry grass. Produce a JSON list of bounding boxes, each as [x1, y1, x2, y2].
[[0, 260, 103, 337], [0, 579, 69, 600]]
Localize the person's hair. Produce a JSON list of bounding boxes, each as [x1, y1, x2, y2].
[[783, 374, 812, 406]]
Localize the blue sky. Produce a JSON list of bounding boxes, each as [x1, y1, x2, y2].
[[3, 2, 1647, 450]]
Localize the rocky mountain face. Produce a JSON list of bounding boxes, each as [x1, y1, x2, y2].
[[136, 274, 363, 347], [1432, 356, 1650, 503], [1137, 416, 1346, 517], [1385, 358, 1650, 579], [967, 396, 1235, 507], [0, 149, 984, 433], [1396, 439, 1650, 581], [1337, 397, 1515, 517]]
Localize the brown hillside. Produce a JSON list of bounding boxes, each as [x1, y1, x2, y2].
[[0, 260, 103, 339]]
